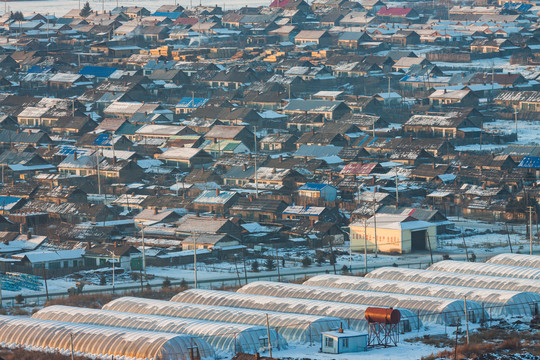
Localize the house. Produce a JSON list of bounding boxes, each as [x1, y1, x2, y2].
[[182, 233, 240, 251], [340, 162, 385, 177], [12, 249, 85, 271], [376, 7, 420, 22], [175, 97, 209, 114], [403, 114, 480, 138], [191, 189, 240, 214], [204, 125, 255, 150], [157, 147, 214, 169], [428, 89, 479, 108], [134, 209, 181, 224], [294, 30, 332, 47], [298, 183, 338, 202], [350, 214, 437, 254], [337, 32, 373, 49], [282, 205, 341, 223], [229, 197, 289, 222], [176, 214, 244, 239], [322, 329, 368, 354], [259, 133, 297, 153], [250, 167, 306, 191], [494, 91, 540, 112], [283, 99, 351, 120], [84, 244, 142, 270]]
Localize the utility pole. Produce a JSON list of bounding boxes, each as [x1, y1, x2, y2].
[[514, 109, 518, 141], [70, 333, 75, 360], [108, 250, 116, 294], [275, 247, 281, 282], [528, 206, 534, 255], [141, 225, 146, 279], [96, 150, 101, 195], [193, 232, 198, 288], [464, 296, 469, 345], [373, 189, 378, 258], [394, 166, 399, 208], [254, 126, 259, 198], [364, 218, 368, 274], [461, 228, 469, 262], [265, 313, 273, 358]]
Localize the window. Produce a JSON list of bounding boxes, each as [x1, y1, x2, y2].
[[325, 337, 334, 348], [342, 338, 349, 348]]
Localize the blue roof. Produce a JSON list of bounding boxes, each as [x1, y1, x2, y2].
[[153, 11, 183, 19], [0, 196, 23, 206], [92, 133, 115, 147], [79, 66, 118, 78], [299, 183, 331, 191], [176, 97, 209, 109], [518, 156, 540, 169], [27, 66, 53, 74], [503, 2, 532, 11]]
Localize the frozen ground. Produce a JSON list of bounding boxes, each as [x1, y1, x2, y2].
[[5, 0, 267, 15], [454, 119, 540, 152]]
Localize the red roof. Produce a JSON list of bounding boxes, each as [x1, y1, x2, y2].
[[270, 0, 291, 7], [376, 7, 413, 17], [340, 162, 378, 176]]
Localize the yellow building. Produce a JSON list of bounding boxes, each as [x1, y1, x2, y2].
[[350, 214, 436, 254]]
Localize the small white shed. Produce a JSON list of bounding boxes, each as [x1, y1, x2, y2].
[[321, 328, 368, 354]]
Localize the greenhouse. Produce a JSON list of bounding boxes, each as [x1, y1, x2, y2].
[[428, 260, 540, 280], [487, 253, 540, 269], [366, 267, 540, 294], [32, 305, 285, 354], [104, 296, 340, 344], [117, 293, 421, 333], [304, 274, 540, 317], [235, 281, 486, 325], [0, 315, 215, 360]]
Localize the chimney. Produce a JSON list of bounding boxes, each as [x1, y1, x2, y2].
[[196, 211, 200, 217], [113, 156, 117, 164], [482, 183, 486, 190], [279, 155, 283, 163], [432, 162, 435, 169], [491, 152, 494, 159], [243, 164, 247, 171], [154, 208, 158, 215], [338, 323, 344, 333], [255, 354, 260, 360], [74, 151, 78, 160], [303, 156, 307, 164], [27, 231, 31, 240], [216, 188, 220, 196], [272, 167, 276, 174]]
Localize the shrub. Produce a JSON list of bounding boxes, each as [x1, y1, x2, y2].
[[251, 260, 259, 272], [302, 256, 312, 267], [15, 294, 24, 304], [265, 258, 275, 271], [162, 277, 171, 289]]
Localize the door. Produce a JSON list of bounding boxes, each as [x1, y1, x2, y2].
[[411, 230, 426, 251]]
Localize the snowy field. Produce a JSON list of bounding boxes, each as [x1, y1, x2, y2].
[[4, 0, 267, 14], [454, 119, 540, 152]]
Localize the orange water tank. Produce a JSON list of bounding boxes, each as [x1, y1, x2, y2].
[[364, 307, 401, 324]]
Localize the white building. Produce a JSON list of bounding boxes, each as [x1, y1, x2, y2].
[[350, 214, 437, 254]]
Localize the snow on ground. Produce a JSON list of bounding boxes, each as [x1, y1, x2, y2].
[[454, 119, 540, 152]]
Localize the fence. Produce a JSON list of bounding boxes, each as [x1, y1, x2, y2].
[[0, 257, 492, 307]]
